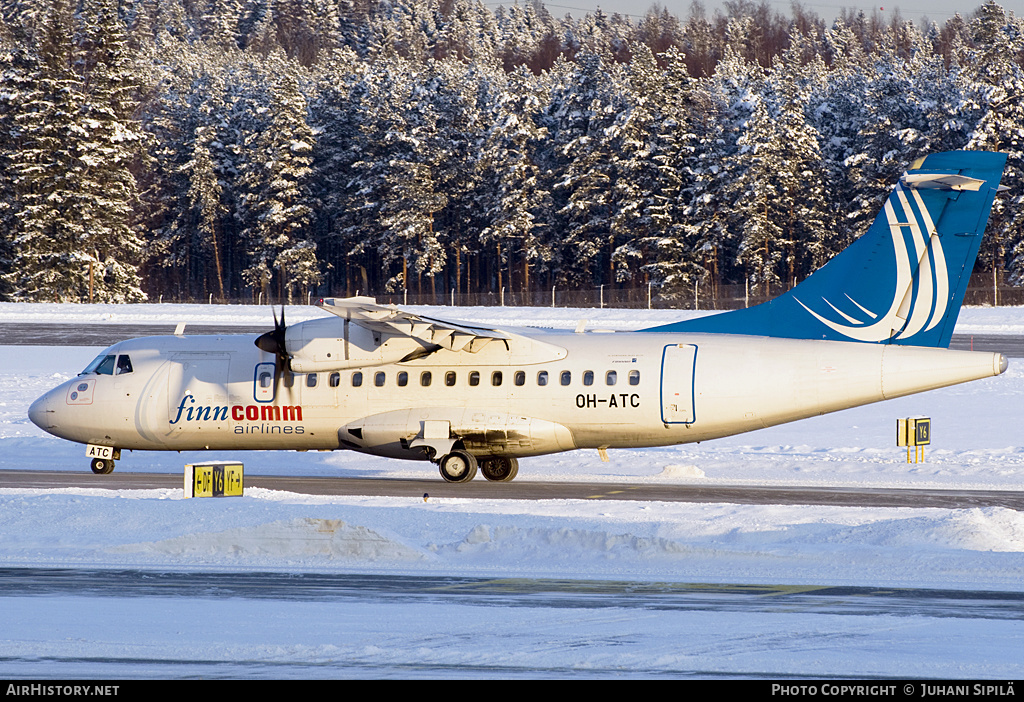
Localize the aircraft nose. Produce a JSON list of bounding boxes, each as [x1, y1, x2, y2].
[[28, 389, 60, 432]]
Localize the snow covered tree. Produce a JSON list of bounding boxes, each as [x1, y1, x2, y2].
[[3, 0, 1021, 303], [239, 61, 320, 302], [72, 0, 148, 302], [679, 46, 758, 293], [480, 65, 551, 297], [721, 36, 833, 294], [5, 0, 88, 301], [609, 44, 696, 291], [5, 0, 146, 302], [542, 52, 625, 289], [306, 47, 367, 296], [964, 2, 1024, 286]]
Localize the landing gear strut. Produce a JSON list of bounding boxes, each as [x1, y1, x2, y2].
[[90, 457, 115, 474], [438, 450, 478, 483]]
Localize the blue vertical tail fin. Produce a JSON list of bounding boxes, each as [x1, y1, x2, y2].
[[644, 151, 1008, 347]]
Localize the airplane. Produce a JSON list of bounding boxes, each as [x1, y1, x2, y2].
[[28, 150, 1010, 483]]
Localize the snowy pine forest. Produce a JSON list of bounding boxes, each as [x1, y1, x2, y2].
[[1, 0, 1023, 305]]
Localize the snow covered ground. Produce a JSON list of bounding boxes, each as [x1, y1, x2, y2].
[[2, 302, 1024, 678]]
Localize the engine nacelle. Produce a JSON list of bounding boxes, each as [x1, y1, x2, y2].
[[339, 408, 577, 460], [286, 316, 436, 373]]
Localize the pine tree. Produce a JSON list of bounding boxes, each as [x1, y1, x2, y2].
[[543, 52, 624, 289], [307, 47, 366, 296], [964, 2, 1024, 286], [5, 0, 82, 300], [609, 44, 692, 291], [239, 61, 320, 302], [4, 0, 146, 302], [725, 97, 785, 294], [72, 0, 148, 302], [480, 65, 551, 297], [0, 25, 24, 298], [681, 46, 758, 294]]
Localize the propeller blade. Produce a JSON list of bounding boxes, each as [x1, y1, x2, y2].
[[254, 306, 291, 371]]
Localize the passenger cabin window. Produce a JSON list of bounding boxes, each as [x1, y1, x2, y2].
[[491, 371, 503, 386], [583, 370, 594, 386], [259, 371, 273, 388], [374, 371, 386, 387], [306, 373, 318, 388], [420, 371, 432, 387], [445, 371, 457, 387], [283, 371, 295, 388], [560, 370, 571, 386], [469, 371, 480, 387], [537, 371, 548, 386], [606, 370, 617, 386], [116, 355, 133, 375], [514, 371, 526, 386], [329, 373, 340, 388], [397, 371, 409, 387], [352, 372, 363, 387], [629, 370, 640, 386]]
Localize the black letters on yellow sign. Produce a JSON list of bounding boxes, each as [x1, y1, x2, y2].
[[185, 463, 244, 498], [576, 393, 640, 409]]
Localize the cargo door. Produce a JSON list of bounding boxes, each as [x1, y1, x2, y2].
[[167, 354, 232, 434]]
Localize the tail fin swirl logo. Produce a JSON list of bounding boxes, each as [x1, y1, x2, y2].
[[796, 184, 947, 343]]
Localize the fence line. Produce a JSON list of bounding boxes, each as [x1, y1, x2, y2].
[[149, 282, 1024, 309]]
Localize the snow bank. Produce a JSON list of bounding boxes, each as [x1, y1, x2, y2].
[[1, 486, 1023, 592]]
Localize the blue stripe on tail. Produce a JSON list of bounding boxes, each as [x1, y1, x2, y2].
[[643, 151, 1008, 348]]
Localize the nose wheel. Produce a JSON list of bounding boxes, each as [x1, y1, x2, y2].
[[90, 457, 115, 474]]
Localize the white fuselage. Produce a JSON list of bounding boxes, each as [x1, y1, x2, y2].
[[29, 326, 1007, 463]]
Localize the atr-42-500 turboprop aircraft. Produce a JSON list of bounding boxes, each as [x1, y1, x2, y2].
[[29, 151, 1010, 483]]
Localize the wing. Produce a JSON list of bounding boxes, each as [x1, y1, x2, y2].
[[318, 296, 510, 353]]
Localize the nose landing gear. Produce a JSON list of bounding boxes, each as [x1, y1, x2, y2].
[[86, 445, 121, 474], [90, 457, 115, 474]]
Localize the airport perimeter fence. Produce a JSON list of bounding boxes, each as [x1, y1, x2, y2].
[[150, 281, 1024, 309]]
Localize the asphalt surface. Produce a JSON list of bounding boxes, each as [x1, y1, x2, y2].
[[2, 566, 1019, 679], [3, 470, 1023, 510], [3, 566, 1022, 620]]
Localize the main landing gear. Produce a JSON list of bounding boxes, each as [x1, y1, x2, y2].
[[437, 451, 519, 483]]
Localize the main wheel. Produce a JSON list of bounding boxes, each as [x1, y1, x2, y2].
[[439, 450, 478, 483], [480, 456, 519, 482], [90, 457, 115, 475]]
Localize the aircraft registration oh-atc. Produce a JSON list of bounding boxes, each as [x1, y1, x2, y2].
[[29, 151, 1011, 483]]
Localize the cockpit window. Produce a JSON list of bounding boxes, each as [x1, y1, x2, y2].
[[81, 354, 116, 376], [116, 355, 133, 375]]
